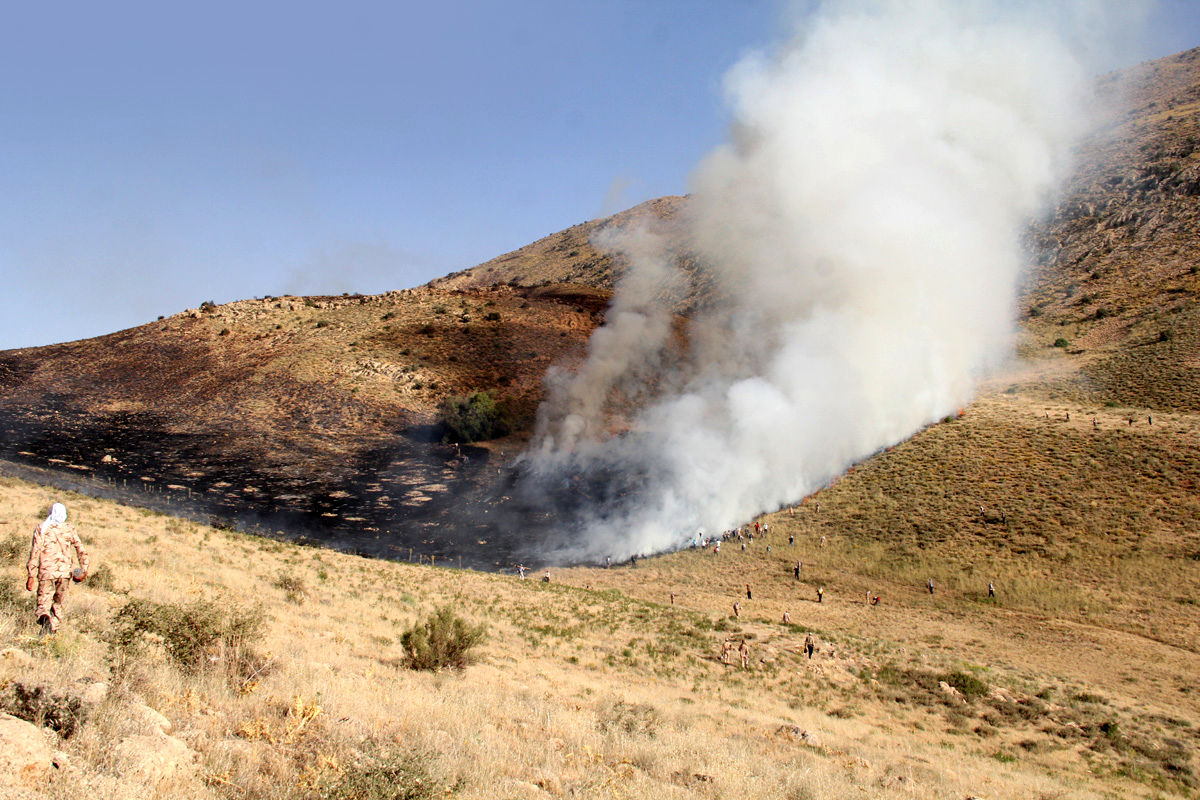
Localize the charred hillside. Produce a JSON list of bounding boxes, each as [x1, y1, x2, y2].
[[2, 48, 1200, 567], [0, 286, 604, 567]]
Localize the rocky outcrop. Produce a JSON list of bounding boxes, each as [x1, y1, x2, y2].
[[0, 712, 54, 790]]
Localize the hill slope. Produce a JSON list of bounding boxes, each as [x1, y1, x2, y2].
[[0, 48, 1199, 572]]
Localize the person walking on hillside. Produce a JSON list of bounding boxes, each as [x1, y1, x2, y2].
[[746, 584, 752, 600], [26, 502, 89, 636], [988, 581, 995, 598], [927, 577, 935, 595], [817, 586, 824, 603], [738, 639, 750, 669], [804, 632, 816, 659]]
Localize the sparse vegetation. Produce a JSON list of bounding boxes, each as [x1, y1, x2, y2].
[[108, 595, 264, 677]]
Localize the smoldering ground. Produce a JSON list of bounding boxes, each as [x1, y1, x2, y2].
[[516, 0, 1133, 564]]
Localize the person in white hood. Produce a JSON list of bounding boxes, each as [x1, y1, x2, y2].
[[26, 502, 89, 635]]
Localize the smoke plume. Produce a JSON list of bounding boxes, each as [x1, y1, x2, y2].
[[521, 1, 1102, 563]]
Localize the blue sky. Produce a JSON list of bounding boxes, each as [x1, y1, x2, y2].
[[1, 0, 1198, 349]]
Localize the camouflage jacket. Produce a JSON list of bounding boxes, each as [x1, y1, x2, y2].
[[27, 522, 89, 581]]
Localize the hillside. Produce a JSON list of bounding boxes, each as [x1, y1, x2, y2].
[[0, 44, 1199, 800], [0, 285, 607, 567], [1, 464, 1196, 799]]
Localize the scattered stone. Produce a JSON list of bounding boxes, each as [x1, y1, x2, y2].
[[0, 712, 53, 789], [114, 731, 195, 783], [0, 648, 36, 672], [129, 702, 173, 735], [76, 681, 108, 707], [939, 681, 965, 702]]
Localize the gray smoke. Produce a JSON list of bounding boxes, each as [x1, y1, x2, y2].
[[522, 0, 1111, 563]]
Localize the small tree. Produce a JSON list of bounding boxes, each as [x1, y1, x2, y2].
[[438, 391, 510, 443], [400, 606, 486, 671]]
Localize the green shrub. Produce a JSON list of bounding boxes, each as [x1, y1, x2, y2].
[[324, 747, 445, 800], [598, 700, 661, 738], [399, 606, 485, 671], [273, 571, 307, 604], [0, 531, 25, 562], [1, 682, 85, 738], [437, 391, 511, 443], [1053, 338, 1070, 348], [941, 670, 989, 701], [0, 579, 26, 615], [87, 563, 115, 592], [109, 596, 264, 676]]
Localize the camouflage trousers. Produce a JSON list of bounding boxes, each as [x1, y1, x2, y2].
[[35, 578, 70, 632]]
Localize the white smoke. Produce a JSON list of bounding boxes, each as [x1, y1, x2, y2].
[[523, 0, 1107, 562]]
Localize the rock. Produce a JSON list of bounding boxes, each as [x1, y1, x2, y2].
[[129, 703, 173, 735], [0, 648, 36, 672], [76, 681, 108, 707], [0, 713, 54, 789], [939, 681, 965, 702], [114, 732, 195, 783]]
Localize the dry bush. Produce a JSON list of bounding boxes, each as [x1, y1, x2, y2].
[[108, 595, 265, 681], [1, 681, 86, 738]]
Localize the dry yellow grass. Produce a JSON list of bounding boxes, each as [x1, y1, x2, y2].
[[2, 383, 1198, 800]]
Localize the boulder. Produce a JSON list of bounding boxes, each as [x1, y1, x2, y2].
[[0, 648, 36, 672], [0, 712, 53, 789], [129, 702, 172, 735], [114, 731, 194, 783], [77, 681, 109, 707]]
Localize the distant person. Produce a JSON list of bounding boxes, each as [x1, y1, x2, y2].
[[746, 584, 752, 600], [670, 591, 676, 605], [817, 586, 824, 603], [804, 632, 815, 659], [1148, 414, 1153, 425], [871, 594, 881, 606], [789, 534, 794, 546], [26, 502, 89, 636], [738, 639, 750, 669], [605, 556, 611, 569], [733, 601, 741, 618], [517, 565, 526, 579], [988, 582, 995, 598], [793, 562, 801, 580], [783, 611, 791, 624], [542, 572, 550, 583], [721, 639, 733, 665], [927, 577, 935, 595], [630, 554, 637, 568]]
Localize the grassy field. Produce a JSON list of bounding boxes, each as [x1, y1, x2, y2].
[[2, 360, 1198, 800]]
